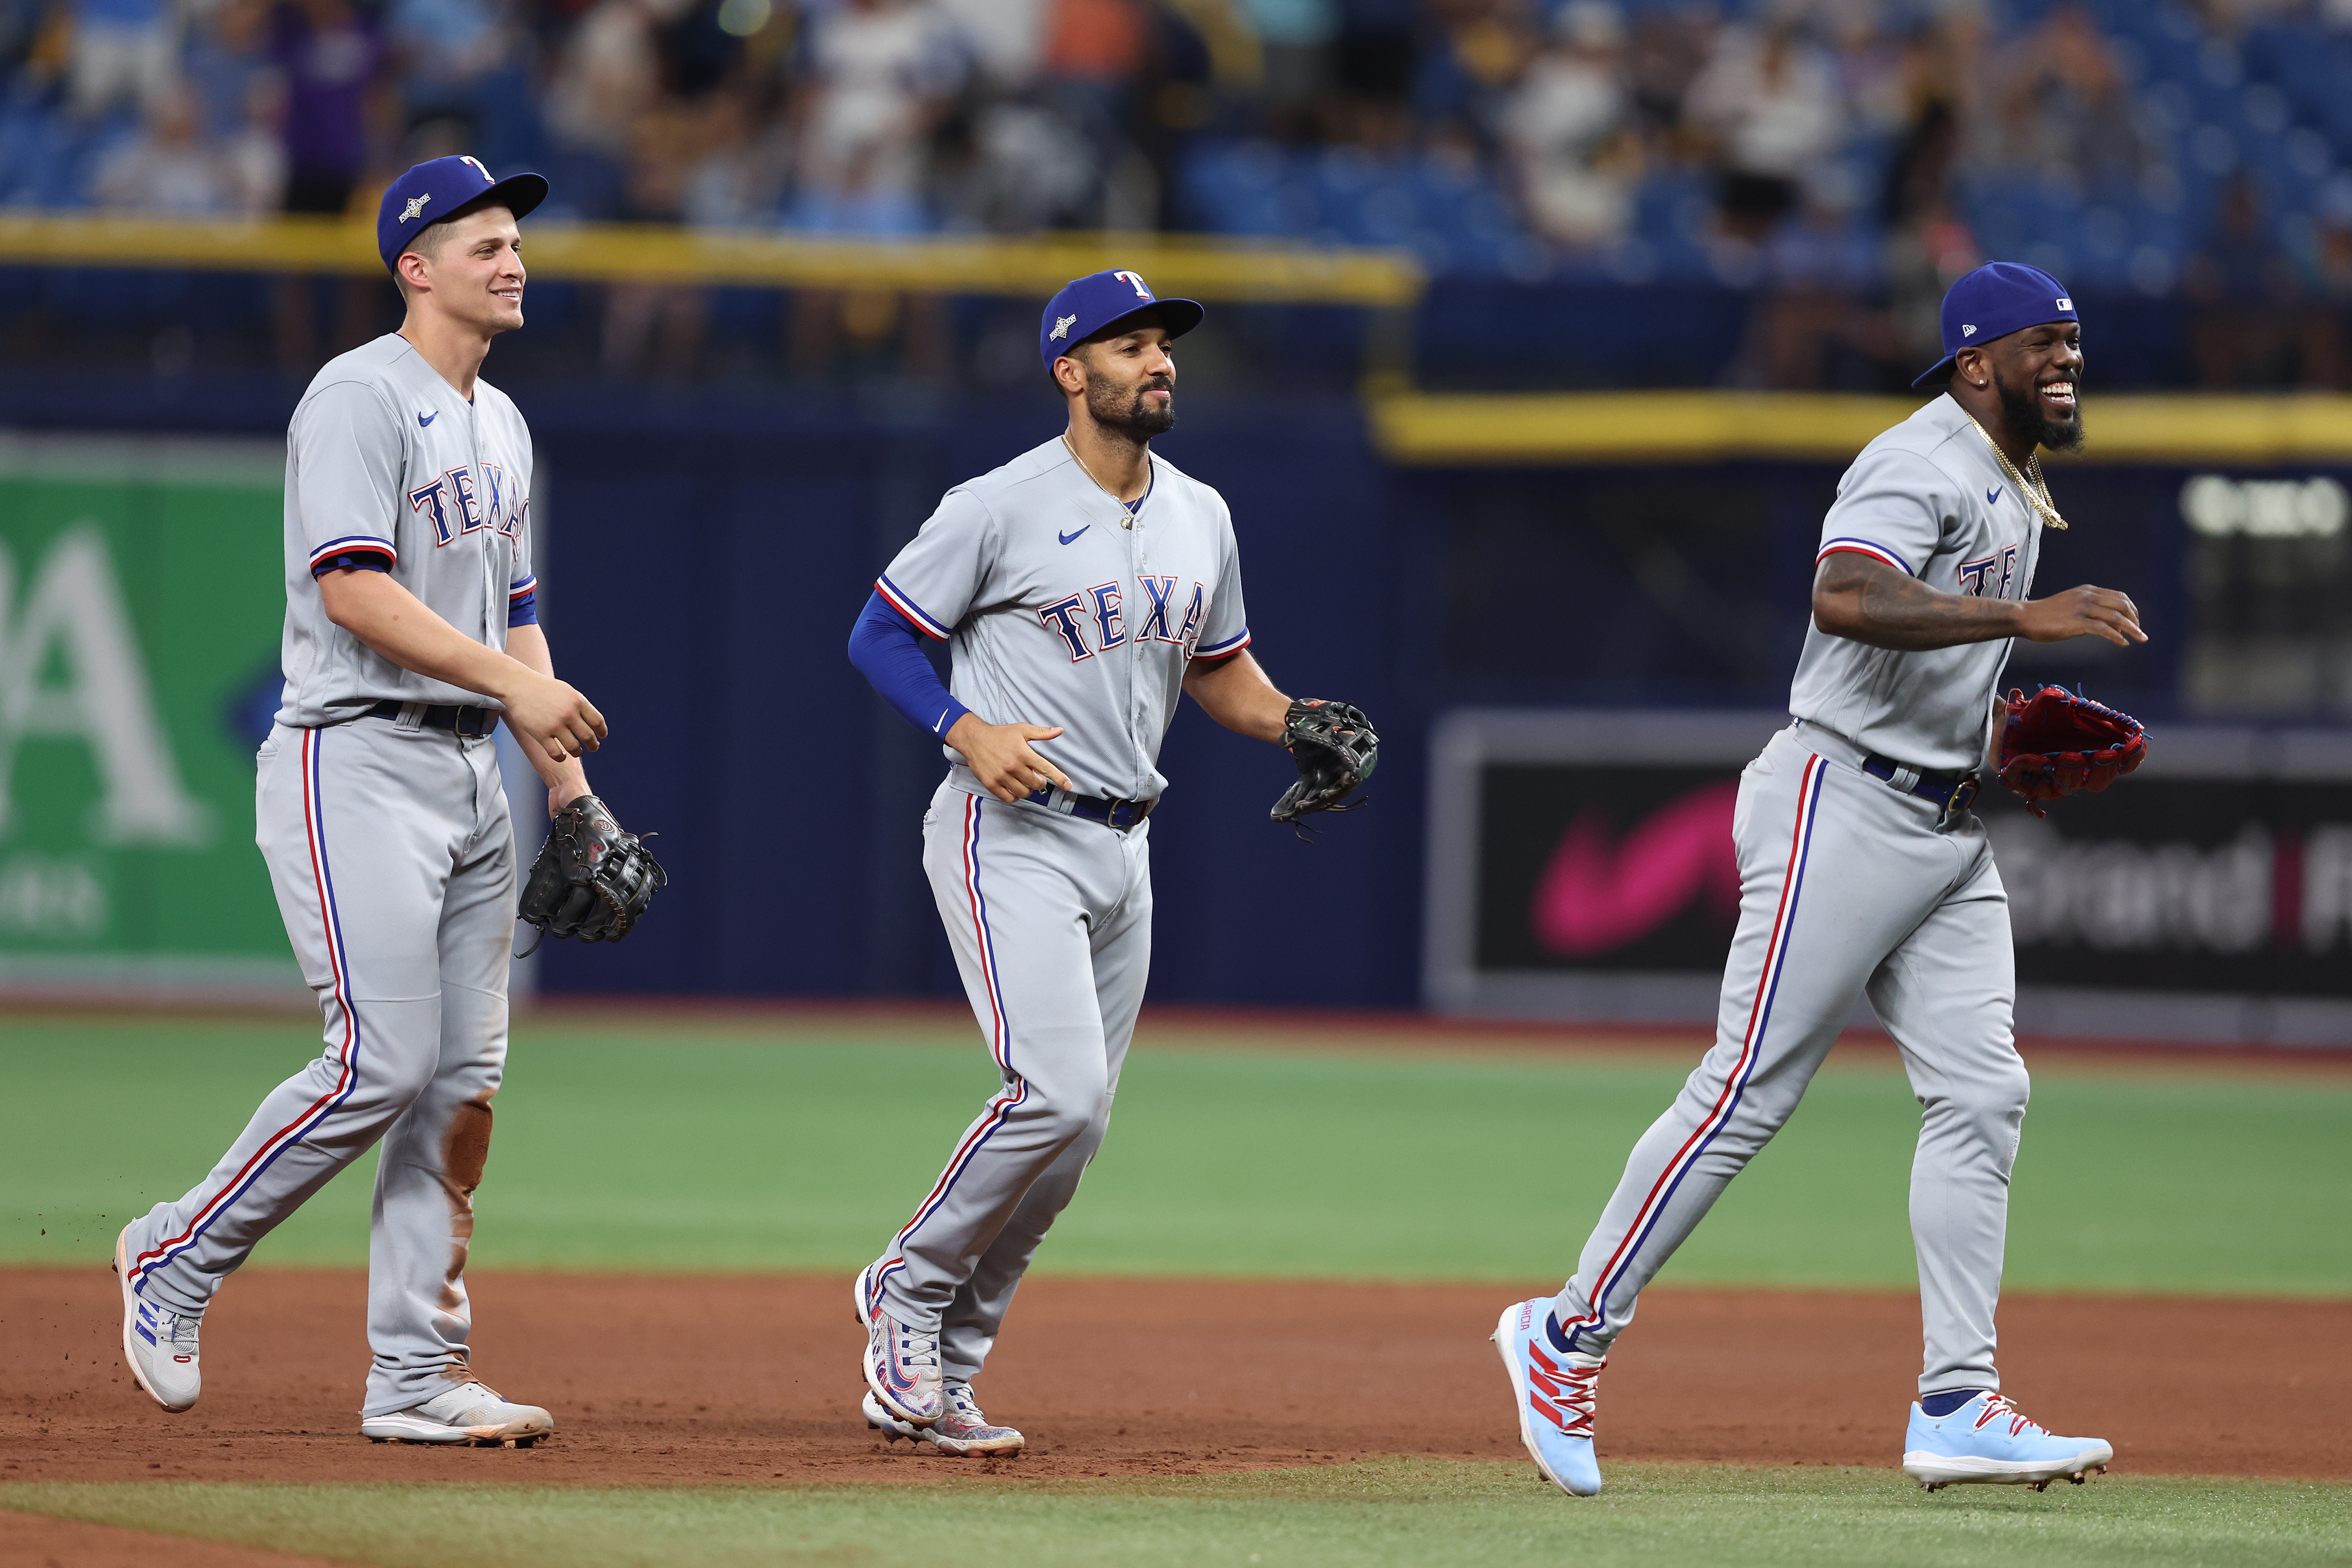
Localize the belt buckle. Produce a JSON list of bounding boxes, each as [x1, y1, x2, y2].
[[1949, 776, 1979, 813]]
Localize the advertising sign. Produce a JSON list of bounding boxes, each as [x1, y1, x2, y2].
[[1424, 708, 2352, 1046], [0, 434, 301, 995]]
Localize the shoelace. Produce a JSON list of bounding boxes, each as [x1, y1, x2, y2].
[[1527, 1345, 1604, 1438], [889, 1317, 940, 1374], [142, 1302, 198, 1347], [1971, 1393, 2046, 1438]]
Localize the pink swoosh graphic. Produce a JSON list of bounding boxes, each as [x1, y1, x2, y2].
[[1531, 779, 1742, 957]]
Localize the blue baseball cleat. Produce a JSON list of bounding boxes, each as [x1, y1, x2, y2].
[[1902, 1392, 2113, 1491], [1491, 1298, 1605, 1497]]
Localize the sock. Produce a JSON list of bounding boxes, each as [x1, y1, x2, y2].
[[1919, 1388, 1984, 1418]]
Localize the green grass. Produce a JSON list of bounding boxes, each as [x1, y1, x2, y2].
[[2, 1015, 2346, 1294], [6, 1464, 2349, 1568]]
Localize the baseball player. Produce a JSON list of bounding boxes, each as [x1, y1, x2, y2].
[[842, 269, 1371, 1456], [1495, 262, 2143, 1495], [114, 156, 604, 1447]]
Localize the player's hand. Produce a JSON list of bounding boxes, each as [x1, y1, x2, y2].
[[947, 714, 1071, 803], [2014, 586, 2148, 648], [503, 669, 607, 759]]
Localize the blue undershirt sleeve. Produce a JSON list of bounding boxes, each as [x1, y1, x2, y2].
[[848, 589, 973, 742]]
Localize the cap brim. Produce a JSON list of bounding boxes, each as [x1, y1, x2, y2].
[[1910, 353, 1956, 390], [453, 172, 549, 225], [1101, 298, 1204, 341]]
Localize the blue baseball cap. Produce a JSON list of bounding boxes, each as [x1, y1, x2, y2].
[[1039, 269, 1205, 370], [1912, 261, 2079, 388], [377, 156, 549, 275]]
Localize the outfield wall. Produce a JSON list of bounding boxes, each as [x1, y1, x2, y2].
[[0, 391, 2344, 1041]]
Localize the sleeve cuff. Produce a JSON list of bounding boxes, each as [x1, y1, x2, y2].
[[1191, 628, 1251, 661], [876, 574, 953, 640], [1816, 540, 1915, 576], [310, 535, 397, 570], [311, 550, 394, 578]]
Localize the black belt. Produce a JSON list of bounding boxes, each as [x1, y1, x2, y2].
[[1862, 753, 1979, 812], [1023, 785, 1156, 829], [365, 699, 500, 738]]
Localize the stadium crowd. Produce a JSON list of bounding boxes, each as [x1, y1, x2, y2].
[[1, 0, 2348, 388]]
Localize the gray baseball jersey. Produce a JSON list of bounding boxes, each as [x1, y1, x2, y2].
[[860, 435, 1251, 1388], [1542, 395, 2056, 1407], [875, 436, 1249, 802], [124, 330, 535, 1423], [279, 332, 537, 727], [1788, 393, 2043, 772]]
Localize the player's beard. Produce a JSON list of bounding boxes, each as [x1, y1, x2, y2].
[[1994, 365, 2083, 455], [1088, 374, 1176, 439]]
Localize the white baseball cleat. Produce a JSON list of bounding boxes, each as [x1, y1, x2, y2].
[[863, 1382, 1026, 1457], [863, 1298, 944, 1426], [360, 1382, 553, 1447], [1903, 1392, 2112, 1490], [114, 1225, 200, 1413]]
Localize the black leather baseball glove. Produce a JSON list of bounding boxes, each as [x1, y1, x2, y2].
[[1271, 697, 1379, 830], [517, 794, 667, 948]]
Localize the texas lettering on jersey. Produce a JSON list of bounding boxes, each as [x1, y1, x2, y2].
[[1035, 575, 1210, 661], [1956, 544, 2021, 600], [408, 461, 527, 548]]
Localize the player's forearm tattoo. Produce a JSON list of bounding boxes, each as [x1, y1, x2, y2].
[[1815, 555, 2017, 651]]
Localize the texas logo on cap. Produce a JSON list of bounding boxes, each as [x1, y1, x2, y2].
[[1038, 269, 1206, 371]]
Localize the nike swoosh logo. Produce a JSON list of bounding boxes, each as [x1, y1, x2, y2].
[[1987, 486, 2001, 505], [419, 411, 437, 427], [1058, 526, 1088, 545]]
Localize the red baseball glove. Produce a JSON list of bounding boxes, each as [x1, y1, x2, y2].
[[1994, 685, 2148, 817]]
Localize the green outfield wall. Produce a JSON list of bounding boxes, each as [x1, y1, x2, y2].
[[0, 436, 295, 993]]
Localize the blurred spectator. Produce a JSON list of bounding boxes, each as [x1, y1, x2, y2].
[[272, 0, 382, 217], [1245, 0, 1337, 135], [1502, 0, 1637, 250], [931, 0, 1048, 89], [602, 96, 708, 378], [1685, 20, 1845, 241], [182, 0, 276, 138], [223, 73, 291, 212], [681, 85, 785, 229], [929, 93, 1097, 232], [545, 0, 668, 158], [1622, 6, 1708, 161], [1413, 0, 1533, 152], [2186, 173, 2327, 389], [1737, 170, 1895, 388], [69, 0, 177, 119], [788, 0, 961, 235], [92, 80, 233, 212], [1994, 2, 2150, 192], [387, 0, 514, 139]]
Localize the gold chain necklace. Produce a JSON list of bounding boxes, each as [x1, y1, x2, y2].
[[1062, 434, 1145, 527], [1967, 418, 2067, 531]]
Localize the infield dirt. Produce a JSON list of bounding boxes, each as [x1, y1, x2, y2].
[[3, 1270, 2343, 1486]]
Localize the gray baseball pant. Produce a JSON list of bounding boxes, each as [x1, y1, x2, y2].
[[871, 776, 1152, 1382], [122, 716, 516, 1419], [1549, 723, 2029, 1398]]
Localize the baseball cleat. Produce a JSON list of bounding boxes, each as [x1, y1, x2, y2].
[[1902, 1392, 2111, 1490], [1492, 1298, 1604, 1497], [863, 1382, 1026, 1457], [360, 1382, 553, 1447], [863, 1300, 944, 1426], [114, 1225, 201, 1412]]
